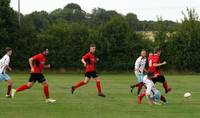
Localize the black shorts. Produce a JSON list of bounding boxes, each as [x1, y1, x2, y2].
[[29, 73, 46, 83], [85, 71, 98, 79], [152, 75, 166, 83]]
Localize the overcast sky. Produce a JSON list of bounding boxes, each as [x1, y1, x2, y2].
[[10, 0, 200, 21]]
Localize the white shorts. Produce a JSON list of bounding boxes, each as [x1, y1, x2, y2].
[[135, 72, 144, 83], [0, 73, 11, 81]]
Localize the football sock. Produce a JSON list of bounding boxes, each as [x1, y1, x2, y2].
[[16, 84, 30, 92], [137, 83, 144, 95], [140, 91, 146, 99], [96, 80, 102, 94], [138, 92, 146, 104], [160, 95, 167, 102], [43, 84, 49, 99], [75, 81, 86, 89], [7, 85, 12, 95], [163, 82, 169, 90]]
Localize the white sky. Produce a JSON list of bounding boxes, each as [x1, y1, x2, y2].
[[10, 0, 200, 21]]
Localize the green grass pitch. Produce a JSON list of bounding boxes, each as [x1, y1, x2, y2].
[[0, 73, 200, 118]]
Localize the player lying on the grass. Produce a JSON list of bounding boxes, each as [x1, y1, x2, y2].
[[71, 44, 106, 97], [0, 47, 14, 98], [138, 72, 167, 105], [148, 47, 172, 93], [12, 48, 56, 103], [130, 49, 147, 95]]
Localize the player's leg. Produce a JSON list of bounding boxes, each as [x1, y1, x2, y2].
[[130, 73, 144, 94], [71, 76, 90, 94], [152, 91, 162, 105], [5, 80, 13, 97], [16, 82, 34, 92], [1, 73, 13, 98], [157, 75, 172, 93], [130, 82, 144, 95], [15, 73, 38, 93], [41, 80, 56, 103], [11, 74, 36, 98], [94, 76, 106, 97], [138, 91, 146, 104], [41, 81, 49, 99], [152, 76, 158, 84], [160, 95, 167, 103], [137, 74, 145, 95], [38, 74, 50, 99], [3, 74, 13, 98], [11, 82, 34, 98]]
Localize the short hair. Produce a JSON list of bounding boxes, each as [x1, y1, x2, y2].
[[4, 47, 12, 53], [154, 47, 161, 53], [90, 44, 96, 47], [141, 49, 146, 52]]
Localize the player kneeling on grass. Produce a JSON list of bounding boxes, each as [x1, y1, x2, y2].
[[12, 48, 56, 103], [0, 47, 14, 98], [138, 71, 167, 105], [71, 44, 106, 97]]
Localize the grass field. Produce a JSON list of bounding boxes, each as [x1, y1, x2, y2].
[[0, 73, 200, 118]]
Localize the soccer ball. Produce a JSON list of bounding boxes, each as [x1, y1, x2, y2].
[[184, 92, 192, 99]]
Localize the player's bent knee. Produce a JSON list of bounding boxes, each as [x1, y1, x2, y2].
[[95, 78, 101, 82], [43, 83, 48, 87], [27, 83, 33, 88], [84, 77, 90, 84], [84, 80, 89, 84], [160, 76, 166, 83]]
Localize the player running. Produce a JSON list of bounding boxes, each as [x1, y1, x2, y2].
[[11, 48, 56, 103], [138, 72, 167, 105], [149, 47, 172, 94], [0, 47, 14, 98], [130, 49, 147, 95], [71, 44, 106, 97]]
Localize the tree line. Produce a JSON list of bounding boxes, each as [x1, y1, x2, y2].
[[0, 0, 200, 72]]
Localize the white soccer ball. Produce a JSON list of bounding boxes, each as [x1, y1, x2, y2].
[[184, 92, 192, 98]]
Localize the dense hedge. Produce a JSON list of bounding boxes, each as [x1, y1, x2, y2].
[[0, 1, 200, 72]]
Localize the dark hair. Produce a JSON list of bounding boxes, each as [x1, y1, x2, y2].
[[42, 46, 48, 51], [154, 47, 161, 53], [90, 44, 96, 47], [4, 47, 12, 53]]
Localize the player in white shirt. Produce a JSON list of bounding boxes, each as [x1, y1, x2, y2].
[[138, 72, 167, 105], [130, 50, 147, 95], [0, 47, 13, 98]]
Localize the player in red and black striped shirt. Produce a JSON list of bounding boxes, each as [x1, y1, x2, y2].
[[11, 48, 56, 103], [71, 44, 106, 97]]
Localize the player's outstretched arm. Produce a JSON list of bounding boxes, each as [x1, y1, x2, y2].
[[153, 61, 167, 67]]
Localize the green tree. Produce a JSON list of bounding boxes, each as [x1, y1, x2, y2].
[[0, 0, 18, 50], [169, 8, 200, 71], [126, 13, 139, 31], [98, 16, 148, 70], [37, 22, 90, 69]]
